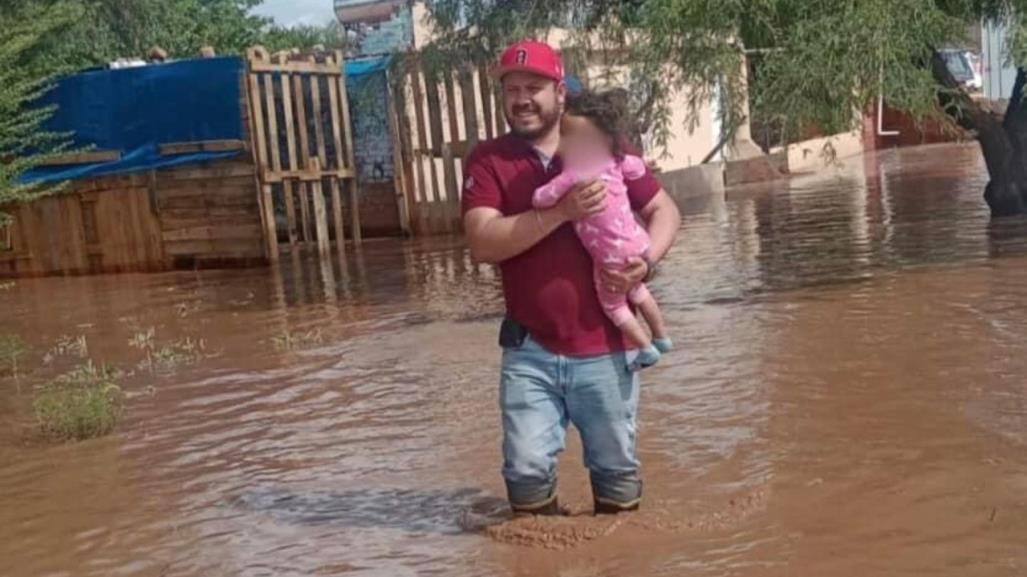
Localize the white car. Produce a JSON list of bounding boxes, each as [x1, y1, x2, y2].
[[940, 49, 983, 92]]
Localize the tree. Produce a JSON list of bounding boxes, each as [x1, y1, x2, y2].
[[424, 0, 1027, 217], [20, 0, 271, 71], [0, 2, 81, 224], [262, 21, 345, 53]]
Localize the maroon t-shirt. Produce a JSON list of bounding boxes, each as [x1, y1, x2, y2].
[[462, 133, 662, 357]]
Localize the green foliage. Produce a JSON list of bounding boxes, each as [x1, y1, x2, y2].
[[129, 327, 207, 373], [33, 361, 123, 442], [263, 21, 345, 53], [0, 334, 27, 378], [424, 0, 1027, 149], [5, 0, 338, 72], [42, 334, 89, 364], [271, 328, 324, 352], [18, 0, 270, 72], [0, 2, 80, 221]]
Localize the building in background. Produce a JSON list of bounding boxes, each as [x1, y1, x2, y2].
[[335, 0, 414, 57], [982, 20, 1018, 101]]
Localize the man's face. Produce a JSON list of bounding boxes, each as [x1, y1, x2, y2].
[[501, 71, 564, 141]]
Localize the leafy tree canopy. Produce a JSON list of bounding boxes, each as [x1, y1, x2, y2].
[[424, 1, 1027, 145]]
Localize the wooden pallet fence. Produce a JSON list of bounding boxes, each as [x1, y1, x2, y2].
[[389, 56, 507, 236], [245, 46, 361, 262]]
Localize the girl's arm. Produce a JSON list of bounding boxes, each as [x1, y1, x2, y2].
[[532, 171, 579, 208], [620, 155, 647, 181]]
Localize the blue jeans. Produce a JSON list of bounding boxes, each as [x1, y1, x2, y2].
[[500, 336, 642, 510]]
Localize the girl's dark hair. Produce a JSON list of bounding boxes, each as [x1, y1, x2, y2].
[[564, 89, 629, 159]]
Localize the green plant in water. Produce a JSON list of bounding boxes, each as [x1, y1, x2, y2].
[[0, 334, 26, 378], [42, 334, 88, 365], [272, 329, 324, 352], [130, 328, 206, 373], [33, 361, 123, 442], [150, 337, 206, 372], [129, 327, 156, 370]]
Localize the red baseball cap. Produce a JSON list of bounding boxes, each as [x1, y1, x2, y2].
[[496, 40, 564, 82]]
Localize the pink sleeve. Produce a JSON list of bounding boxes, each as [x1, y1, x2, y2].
[[620, 155, 647, 181], [532, 171, 578, 209]]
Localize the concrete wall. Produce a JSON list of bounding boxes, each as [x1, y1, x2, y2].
[[982, 20, 1017, 101], [658, 88, 718, 172], [352, 182, 402, 236], [658, 163, 725, 206], [776, 131, 864, 174]]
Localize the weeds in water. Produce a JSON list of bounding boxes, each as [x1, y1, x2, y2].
[[272, 329, 324, 352], [129, 327, 156, 368], [33, 361, 123, 442], [42, 334, 89, 365], [0, 334, 26, 378], [130, 327, 207, 373], [173, 301, 200, 318], [151, 337, 206, 371]]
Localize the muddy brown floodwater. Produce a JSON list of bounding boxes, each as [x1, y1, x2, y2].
[[3, 142, 1027, 577]]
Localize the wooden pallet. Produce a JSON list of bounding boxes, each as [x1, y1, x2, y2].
[[389, 56, 507, 236], [244, 46, 361, 261]]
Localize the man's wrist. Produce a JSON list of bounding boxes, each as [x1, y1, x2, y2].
[[535, 206, 566, 235], [643, 254, 659, 282], [546, 204, 569, 227]]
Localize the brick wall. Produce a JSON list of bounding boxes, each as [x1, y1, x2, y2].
[[348, 72, 395, 184], [347, 69, 402, 237]]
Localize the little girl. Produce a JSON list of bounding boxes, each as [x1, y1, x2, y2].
[[533, 90, 672, 369]]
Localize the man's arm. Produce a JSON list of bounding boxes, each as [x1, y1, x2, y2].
[[599, 190, 681, 293], [464, 205, 567, 264], [465, 180, 608, 264], [638, 189, 681, 263]]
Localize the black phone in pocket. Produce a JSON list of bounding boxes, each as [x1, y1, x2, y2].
[[499, 317, 528, 348]]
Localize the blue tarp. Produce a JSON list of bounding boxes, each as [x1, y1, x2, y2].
[[20, 57, 246, 185], [19, 55, 393, 186], [346, 56, 390, 78]]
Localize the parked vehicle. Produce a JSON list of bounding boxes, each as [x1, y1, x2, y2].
[[939, 48, 983, 92]]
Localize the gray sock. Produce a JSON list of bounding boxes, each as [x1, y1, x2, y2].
[[654, 337, 673, 353], [629, 345, 661, 371]]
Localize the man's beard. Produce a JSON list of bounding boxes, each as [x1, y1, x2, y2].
[[506, 102, 561, 141]]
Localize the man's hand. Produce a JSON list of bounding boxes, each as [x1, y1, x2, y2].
[[600, 257, 648, 295], [557, 180, 607, 222]]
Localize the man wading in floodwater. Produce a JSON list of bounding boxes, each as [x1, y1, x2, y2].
[[462, 41, 681, 515]]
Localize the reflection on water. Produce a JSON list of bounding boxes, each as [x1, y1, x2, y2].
[[234, 487, 506, 534], [2, 143, 1027, 576]]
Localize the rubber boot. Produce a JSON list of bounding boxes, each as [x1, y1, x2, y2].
[[511, 495, 563, 517], [594, 498, 641, 516]]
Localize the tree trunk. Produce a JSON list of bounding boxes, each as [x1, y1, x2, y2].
[[931, 51, 1027, 217]]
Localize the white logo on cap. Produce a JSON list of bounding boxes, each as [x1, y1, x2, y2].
[[516, 49, 527, 65]]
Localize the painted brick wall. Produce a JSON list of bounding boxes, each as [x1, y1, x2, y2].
[[346, 68, 401, 236]]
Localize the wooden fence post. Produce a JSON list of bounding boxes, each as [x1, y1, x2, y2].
[[310, 160, 330, 258]]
